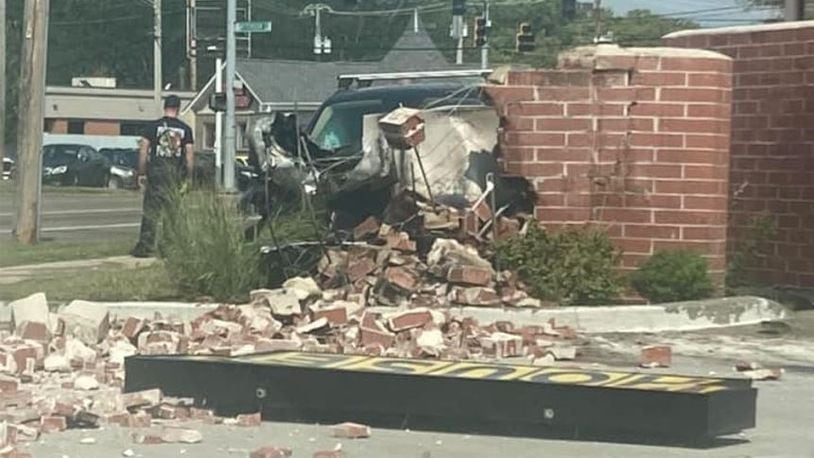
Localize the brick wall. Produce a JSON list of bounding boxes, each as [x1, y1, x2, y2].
[[486, 45, 732, 281], [665, 22, 814, 286]]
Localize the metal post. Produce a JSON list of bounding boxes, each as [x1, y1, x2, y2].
[[214, 56, 223, 188], [15, 0, 49, 244], [154, 0, 162, 113], [455, 15, 464, 65], [224, 0, 237, 191], [480, 1, 489, 70], [785, 0, 804, 21]]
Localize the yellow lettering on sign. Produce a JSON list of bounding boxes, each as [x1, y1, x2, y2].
[[519, 368, 632, 386], [342, 357, 453, 375], [611, 375, 728, 394], [427, 362, 540, 381], [239, 351, 366, 369]]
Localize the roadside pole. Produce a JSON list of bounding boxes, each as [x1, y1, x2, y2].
[[480, 2, 489, 70], [0, 0, 6, 172], [215, 56, 223, 188], [15, 0, 49, 244], [223, 0, 237, 191], [154, 0, 162, 113]]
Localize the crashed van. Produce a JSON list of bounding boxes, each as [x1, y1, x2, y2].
[[244, 71, 534, 230]]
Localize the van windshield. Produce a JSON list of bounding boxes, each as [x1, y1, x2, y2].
[[308, 99, 384, 151]]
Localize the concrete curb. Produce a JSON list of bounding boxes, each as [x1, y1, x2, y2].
[[386, 296, 790, 334], [0, 296, 789, 333]]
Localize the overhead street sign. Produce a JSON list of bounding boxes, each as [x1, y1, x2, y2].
[[235, 21, 272, 33]]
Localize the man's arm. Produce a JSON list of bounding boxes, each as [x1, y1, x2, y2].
[[185, 143, 195, 179], [137, 137, 150, 188]]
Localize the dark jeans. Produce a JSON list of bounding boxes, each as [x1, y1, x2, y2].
[[134, 167, 182, 253]]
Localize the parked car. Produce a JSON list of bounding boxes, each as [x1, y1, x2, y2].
[[99, 148, 138, 189], [42, 144, 111, 187], [2, 157, 14, 181]]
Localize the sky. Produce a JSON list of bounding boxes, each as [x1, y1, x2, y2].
[[603, 0, 781, 26]]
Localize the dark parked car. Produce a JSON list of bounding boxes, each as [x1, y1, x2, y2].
[[42, 144, 111, 187], [99, 148, 138, 189]]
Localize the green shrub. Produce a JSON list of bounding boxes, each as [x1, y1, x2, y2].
[[631, 250, 714, 304], [496, 224, 623, 305], [727, 214, 777, 289], [157, 189, 265, 302]]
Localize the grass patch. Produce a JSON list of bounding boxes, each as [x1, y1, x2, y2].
[[0, 239, 132, 268], [0, 263, 183, 302], [158, 189, 266, 303]]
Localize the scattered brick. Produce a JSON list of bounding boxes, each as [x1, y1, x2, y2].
[[40, 416, 67, 433], [742, 368, 783, 381], [353, 216, 380, 240], [386, 309, 432, 332], [250, 446, 294, 458], [330, 422, 371, 439], [640, 345, 672, 368], [447, 266, 493, 286], [236, 412, 262, 427]]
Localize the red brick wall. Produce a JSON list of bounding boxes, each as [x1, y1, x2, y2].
[[486, 45, 732, 281], [665, 22, 814, 286], [84, 120, 121, 136]]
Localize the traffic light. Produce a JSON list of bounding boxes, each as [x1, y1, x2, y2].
[[452, 0, 466, 16], [474, 16, 487, 47], [516, 22, 535, 53]]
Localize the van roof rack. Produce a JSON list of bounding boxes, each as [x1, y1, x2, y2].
[[337, 69, 492, 89]]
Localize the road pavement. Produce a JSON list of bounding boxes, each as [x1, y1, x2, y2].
[[0, 188, 142, 241], [21, 316, 814, 457]]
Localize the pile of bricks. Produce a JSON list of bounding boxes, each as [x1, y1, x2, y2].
[[0, 278, 580, 455]]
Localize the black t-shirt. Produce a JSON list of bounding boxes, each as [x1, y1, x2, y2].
[[142, 116, 194, 175]]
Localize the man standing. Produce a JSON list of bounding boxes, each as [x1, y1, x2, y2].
[[131, 95, 195, 258]]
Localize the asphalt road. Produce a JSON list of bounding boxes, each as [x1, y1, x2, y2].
[[20, 316, 814, 457], [0, 187, 143, 241]]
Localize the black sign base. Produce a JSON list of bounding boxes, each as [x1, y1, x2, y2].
[[124, 351, 757, 447]]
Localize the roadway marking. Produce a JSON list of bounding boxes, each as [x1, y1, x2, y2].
[[0, 222, 141, 234], [0, 208, 141, 218]]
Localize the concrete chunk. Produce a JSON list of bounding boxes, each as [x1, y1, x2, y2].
[[252, 289, 302, 317], [59, 300, 110, 345], [9, 293, 49, 333]]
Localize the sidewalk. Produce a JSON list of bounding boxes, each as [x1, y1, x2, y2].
[[0, 256, 158, 285]]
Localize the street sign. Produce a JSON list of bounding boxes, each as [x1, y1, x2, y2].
[[235, 21, 272, 33]]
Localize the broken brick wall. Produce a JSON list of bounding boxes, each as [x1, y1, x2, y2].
[[485, 45, 732, 283], [664, 22, 814, 286]]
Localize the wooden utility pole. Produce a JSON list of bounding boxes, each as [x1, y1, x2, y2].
[[593, 0, 602, 43], [0, 0, 6, 171], [15, 0, 49, 244]]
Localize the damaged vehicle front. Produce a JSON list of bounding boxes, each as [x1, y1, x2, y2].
[[243, 73, 534, 233]]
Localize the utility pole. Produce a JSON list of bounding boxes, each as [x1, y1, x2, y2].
[[153, 0, 162, 112], [223, 0, 236, 191], [593, 0, 602, 43], [785, 0, 804, 21], [0, 0, 6, 172], [188, 0, 197, 90], [452, 0, 466, 65], [15, 0, 49, 244]]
